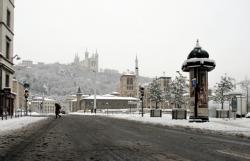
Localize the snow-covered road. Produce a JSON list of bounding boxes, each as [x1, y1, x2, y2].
[[72, 112, 250, 138]]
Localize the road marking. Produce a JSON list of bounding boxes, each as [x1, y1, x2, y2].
[[217, 149, 250, 160]]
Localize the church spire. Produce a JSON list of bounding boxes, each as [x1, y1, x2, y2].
[[195, 39, 201, 48], [135, 55, 139, 77]]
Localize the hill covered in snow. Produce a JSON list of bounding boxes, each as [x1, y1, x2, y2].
[[14, 63, 151, 96]]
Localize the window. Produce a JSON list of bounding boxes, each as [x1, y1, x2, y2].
[[6, 39, 10, 59], [164, 80, 167, 87], [7, 9, 11, 27], [127, 77, 134, 90], [5, 74, 9, 87]]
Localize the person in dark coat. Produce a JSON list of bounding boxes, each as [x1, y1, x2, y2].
[[55, 103, 62, 118]]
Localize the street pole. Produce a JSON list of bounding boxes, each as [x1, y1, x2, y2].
[[141, 98, 144, 117], [94, 70, 96, 114], [194, 68, 198, 118], [247, 87, 249, 113], [241, 96, 242, 118]]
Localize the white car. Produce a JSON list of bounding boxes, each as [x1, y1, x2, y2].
[[246, 112, 250, 118]]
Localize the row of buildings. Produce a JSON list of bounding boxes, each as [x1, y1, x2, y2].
[[68, 54, 174, 112], [68, 76, 173, 113], [0, 0, 56, 117], [0, 0, 16, 118]]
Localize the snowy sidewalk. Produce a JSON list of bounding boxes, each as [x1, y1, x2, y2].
[[110, 114, 250, 137], [0, 116, 48, 136]]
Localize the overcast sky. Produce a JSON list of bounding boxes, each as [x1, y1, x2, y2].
[[14, 0, 250, 87]]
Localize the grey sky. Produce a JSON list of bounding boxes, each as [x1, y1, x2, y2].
[[14, 0, 250, 87]]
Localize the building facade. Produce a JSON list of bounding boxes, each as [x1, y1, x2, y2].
[[119, 72, 137, 97], [143, 76, 172, 109], [156, 76, 171, 92], [18, 60, 33, 67], [0, 0, 15, 118], [12, 79, 25, 111], [30, 96, 56, 114], [73, 49, 99, 72], [79, 95, 138, 112], [82, 50, 98, 72]]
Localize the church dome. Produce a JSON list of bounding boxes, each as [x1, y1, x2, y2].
[[182, 40, 216, 72], [187, 40, 209, 59]]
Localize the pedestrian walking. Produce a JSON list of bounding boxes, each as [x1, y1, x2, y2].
[[55, 103, 62, 118]]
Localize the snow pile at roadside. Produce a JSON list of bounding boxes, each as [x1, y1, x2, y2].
[[0, 116, 47, 135], [107, 113, 250, 137]]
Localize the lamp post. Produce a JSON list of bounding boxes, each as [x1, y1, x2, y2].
[[11, 54, 21, 62], [93, 70, 97, 114]]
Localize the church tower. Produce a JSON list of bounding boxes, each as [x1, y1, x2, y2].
[[76, 87, 82, 111], [74, 53, 80, 65], [94, 49, 99, 72]]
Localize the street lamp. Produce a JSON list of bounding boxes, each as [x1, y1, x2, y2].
[[12, 54, 21, 62], [92, 70, 97, 114]]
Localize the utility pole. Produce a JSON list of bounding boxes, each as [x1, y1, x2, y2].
[[93, 70, 97, 114]]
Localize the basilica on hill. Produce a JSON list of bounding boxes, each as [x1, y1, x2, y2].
[[73, 49, 99, 72]]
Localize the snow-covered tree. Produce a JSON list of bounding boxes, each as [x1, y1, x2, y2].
[[162, 84, 172, 103], [170, 72, 188, 108], [149, 79, 163, 109], [238, 77, 250, 112], [213, 74, 234, 109]]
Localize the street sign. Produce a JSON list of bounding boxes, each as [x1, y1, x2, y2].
[[192, 78, 197, 88]]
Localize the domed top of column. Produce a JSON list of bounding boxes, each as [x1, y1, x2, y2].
[[187, 40, 209, 59], [182, 40, 216, 72]]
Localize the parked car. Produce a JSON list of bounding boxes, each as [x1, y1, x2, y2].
[[246, 112, 250, 118]]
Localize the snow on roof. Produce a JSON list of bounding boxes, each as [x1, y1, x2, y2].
[[121, 71, 135, 76], [226, 91, 244, 96], [111, 91, 120, 95], [32, 97, 56, 102], [83, 95, 138, 101], [182, 58, 216, 67]]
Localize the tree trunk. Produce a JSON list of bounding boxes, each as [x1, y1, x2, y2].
[[156, 102, 158, 109]]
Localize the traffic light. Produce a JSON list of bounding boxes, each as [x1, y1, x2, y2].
[[139, 86, 144, 100]]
